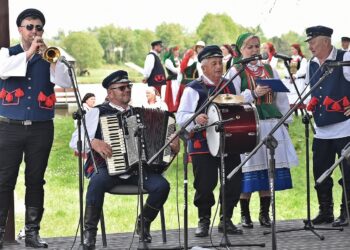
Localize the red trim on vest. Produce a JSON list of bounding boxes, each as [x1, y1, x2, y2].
[[0, 88, 24, 105], [37, 92, 56, 109], [307, 96, 319, 111], [323, 96, 349, 112]]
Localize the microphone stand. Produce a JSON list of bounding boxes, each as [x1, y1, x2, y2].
[[283, 59, 316, 134], [227, 63, 338, 250], [179, 136, 189, 250], [61, 58, 98, 249], [147, 62, 264, 249], [133, 123, 148, 250]]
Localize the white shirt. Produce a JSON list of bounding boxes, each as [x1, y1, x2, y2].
[[0, 46, 71, 88], [164, 58, 179, 74], [305, 47, 350, 139], [143, 98, 168, 111], [70, 102, 128, 151], [176, 75, 216, 132], [143, 50, 158, 78], [291, 55, 307, 79]]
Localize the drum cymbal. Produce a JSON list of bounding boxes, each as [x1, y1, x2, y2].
[[213, 94, 244, 104]]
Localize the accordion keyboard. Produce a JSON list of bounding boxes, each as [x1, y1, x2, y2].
[[100, 115, 127, 175]]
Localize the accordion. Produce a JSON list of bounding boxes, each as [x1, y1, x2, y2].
[[99, 107, 176, 176]]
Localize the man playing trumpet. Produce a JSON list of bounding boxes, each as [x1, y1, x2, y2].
[[0, 8, 71, 248]]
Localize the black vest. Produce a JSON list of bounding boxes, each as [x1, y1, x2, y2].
[[309, 50, 350, 126], [148, 52, 166, 86]]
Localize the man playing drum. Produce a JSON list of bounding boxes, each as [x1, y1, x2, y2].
[[176, 45, 243, 237]]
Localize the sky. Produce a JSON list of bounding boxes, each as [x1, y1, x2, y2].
[[7, 0, 349, 43]]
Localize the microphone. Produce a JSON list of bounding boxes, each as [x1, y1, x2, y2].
[[234, 54, 265, 65], [326, 61, 350, 67], [58, 56, 73, 68], [192, 118, 235, 132], [274, 53, 292, 61]]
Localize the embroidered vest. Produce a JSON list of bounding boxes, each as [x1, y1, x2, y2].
[[236, 63, 282, 120], [182, 62, 198, 85], [148, 52, 166, 86], [308, 50, 350, 126], [187, 78, 236, 155], [0, 44, 56, 121]]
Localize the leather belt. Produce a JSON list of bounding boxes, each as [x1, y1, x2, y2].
[[0, 116, 49, 126], [284, 76, 306, 79]]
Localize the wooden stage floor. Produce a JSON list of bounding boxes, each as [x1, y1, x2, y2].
[[3, 219, 350, 249]]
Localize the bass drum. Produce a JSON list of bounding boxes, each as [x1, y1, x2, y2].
[[206, 103, 260, 156]]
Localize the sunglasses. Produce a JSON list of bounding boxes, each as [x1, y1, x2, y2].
[[20, 24, 44, 32], [110, 84, 133, 91]]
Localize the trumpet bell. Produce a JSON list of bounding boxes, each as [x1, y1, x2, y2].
[[43, 47, 61, 63]]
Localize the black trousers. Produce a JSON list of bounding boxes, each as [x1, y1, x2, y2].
[[0, 121, 54, 215], [191, 153, 242, 218], [313, 136, 350, 197], [86, 167, 170, 209]]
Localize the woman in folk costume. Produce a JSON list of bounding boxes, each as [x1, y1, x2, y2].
[[284, 44, 308, 115], [174, 41, 205, 111], [261, 42, 278, 69], [221, 44, 235, 72], [164, 46, 181, 112], [228, 33, 298, 228]]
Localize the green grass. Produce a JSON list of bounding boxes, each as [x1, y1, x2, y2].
[[77, 64, 143, 84], [13, 115, 343, 238]]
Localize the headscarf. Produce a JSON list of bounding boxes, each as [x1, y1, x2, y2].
[[162, 46, 179, 65], [233, 32, 255, 63]]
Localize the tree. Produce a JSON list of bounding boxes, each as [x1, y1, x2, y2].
[[129, 29, 156, 66], [63, 31, 104, 72], [196, 13, 245, 45], [155, 22, 187, 48], [280, 31, 311, 58], [96, 24, 119, 63]]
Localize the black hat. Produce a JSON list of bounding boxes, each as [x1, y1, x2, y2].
[[151, 40, 162, 47], [102, 70, 131, 89], [197, 45, 223, 63], [305, 25, 333, 42], [16, 8, 45, 27], [341, 37, 350, 42]]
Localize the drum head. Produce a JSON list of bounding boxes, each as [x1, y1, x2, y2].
[[206, 103, 221, 157]]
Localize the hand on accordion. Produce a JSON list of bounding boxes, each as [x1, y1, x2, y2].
[[169, 133, 180, 154], [91, 138, 113, 159]]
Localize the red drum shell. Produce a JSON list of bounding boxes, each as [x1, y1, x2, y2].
[[206, 103, 259, 156]]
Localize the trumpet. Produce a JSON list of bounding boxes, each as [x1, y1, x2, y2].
[[42, 47, 61, 63]]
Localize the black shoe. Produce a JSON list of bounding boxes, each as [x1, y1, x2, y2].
[[25, 231, 48, 248], [218, 219, 243, 235], [24, 207, 48, 248], [311, 203, 334, 225], [137, 217, 152, 243], [259, 197, 271, 228], [241, 215, 253, 228], [332, 207, 349, 227], [83, 206, 102, 249], [240, 199, 253, 228], [195, 216, 210, 237]]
